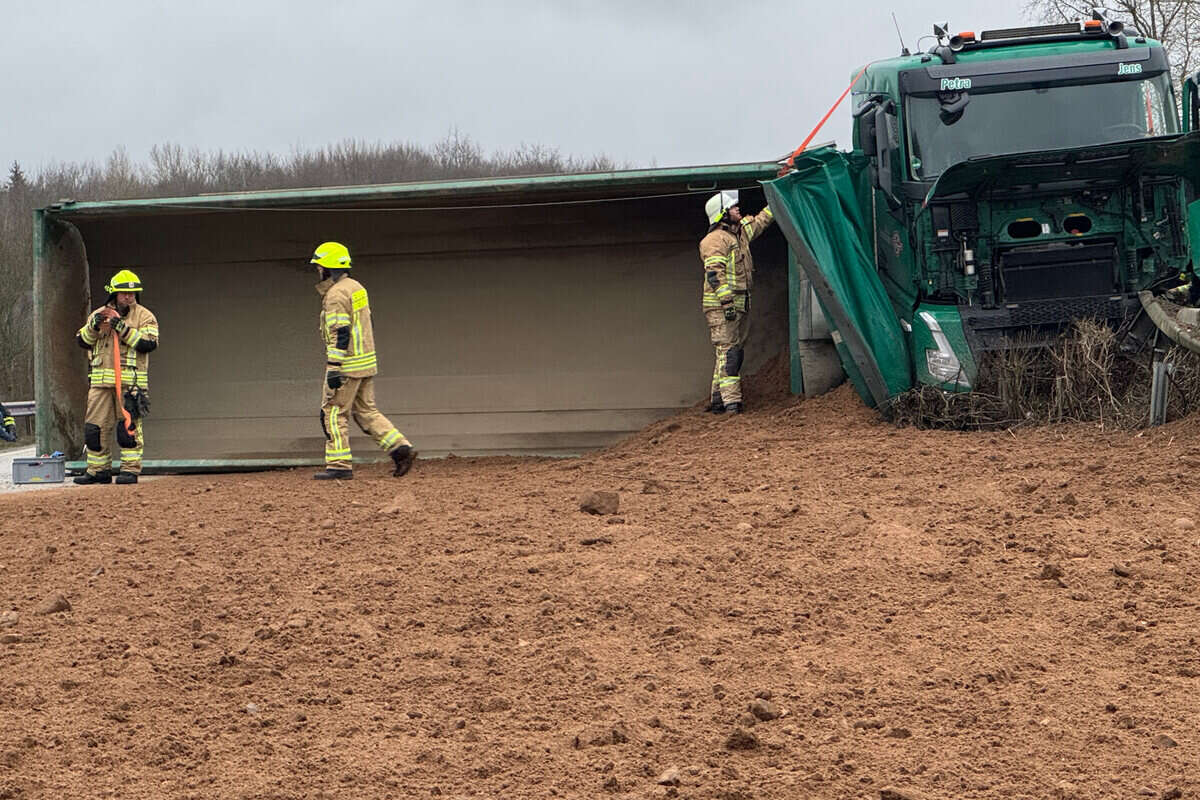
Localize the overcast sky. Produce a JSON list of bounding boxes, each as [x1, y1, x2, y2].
[[4, 1, 1038, 173]]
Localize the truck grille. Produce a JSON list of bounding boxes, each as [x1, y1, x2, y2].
[[998, 240, 1118, 303]]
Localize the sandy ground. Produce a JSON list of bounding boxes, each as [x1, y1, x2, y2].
[[1, 365, 1198, 799]]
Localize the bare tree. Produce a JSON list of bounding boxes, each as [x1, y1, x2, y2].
[[1024, 1, 1200, 86]]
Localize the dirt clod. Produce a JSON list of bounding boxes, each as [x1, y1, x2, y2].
[[749, 699, 781, 721], [579, 491, 619, 515], [33, 595, 70, 615], [724, 728, 759, 751], [1039, 563, 1064, 581]]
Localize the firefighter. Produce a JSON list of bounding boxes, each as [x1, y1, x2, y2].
[[73, 269, 158, 485], [698, 190, 773, 414], [311, 241, 416, 480], [0, 403, 16, 442]]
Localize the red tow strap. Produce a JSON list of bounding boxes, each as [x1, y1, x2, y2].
[[112, 328, 136, 443], [782, 63, 872, 172]]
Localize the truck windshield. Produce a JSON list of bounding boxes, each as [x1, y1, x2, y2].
[[906, 73, 1178, 179]]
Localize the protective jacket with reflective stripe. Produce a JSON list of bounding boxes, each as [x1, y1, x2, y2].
[[77, 302, 159, 388], [698, 207, 774, 312], [317, 275, 378, 378]]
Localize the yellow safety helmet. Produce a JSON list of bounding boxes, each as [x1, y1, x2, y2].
[[311, 241, 352, 270], [104, 269, 143, 293]]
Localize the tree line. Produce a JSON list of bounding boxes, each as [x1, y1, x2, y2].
[[0, 133, 620, 400]]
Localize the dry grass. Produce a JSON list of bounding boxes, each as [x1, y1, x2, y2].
[[890, 319, 1200, 430]]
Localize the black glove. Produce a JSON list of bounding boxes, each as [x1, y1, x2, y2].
[[112, 317, 128, 335], [326, 369, 344, 390], [90, 312, 106, 331], [723, 305, 738, 321], [0, 427, 15, 443]]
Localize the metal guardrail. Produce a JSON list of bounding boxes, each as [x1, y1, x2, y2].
[[5, 401, 33, 417]]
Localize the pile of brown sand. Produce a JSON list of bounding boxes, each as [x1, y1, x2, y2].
[[1, 382, 1198, 799]]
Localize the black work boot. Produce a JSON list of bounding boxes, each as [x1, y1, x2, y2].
[[390, 445, 417, 477], [313, 469, 354, 480], [706, 393, 726, 414], [73, 471, 112, 485], [114, 472, 138, 485], [725, 402, 743, 415]]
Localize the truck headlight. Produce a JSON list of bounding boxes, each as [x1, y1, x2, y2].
[[919, 311, 971, 389]]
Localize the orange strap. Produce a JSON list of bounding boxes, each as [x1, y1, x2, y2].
[[783, 63, 872, 171], [111, 327, 135, 440]]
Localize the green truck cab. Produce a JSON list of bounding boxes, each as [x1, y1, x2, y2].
[[767, 16, 1200, 407]]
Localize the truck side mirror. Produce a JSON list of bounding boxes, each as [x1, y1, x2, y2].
[[873, 102, 902, 208], [854, 98, 879, 155], [1184, 74, 1200, 133]]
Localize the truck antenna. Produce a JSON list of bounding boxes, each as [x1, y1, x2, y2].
[[892, 12, 911, 56]]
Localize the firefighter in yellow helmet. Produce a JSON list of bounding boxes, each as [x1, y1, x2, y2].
[[73, 269, 158, 484], [698, 190, 773, 414], [311, 242, 416, 479]]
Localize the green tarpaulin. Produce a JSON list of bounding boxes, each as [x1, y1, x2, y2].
[[763, 148, 912, 409]]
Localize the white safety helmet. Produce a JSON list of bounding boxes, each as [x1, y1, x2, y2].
[[705, 190, 739, 225]]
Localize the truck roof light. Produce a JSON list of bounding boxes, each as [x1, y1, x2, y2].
[[980, 23, 1082, 40], [1083, 19, 1103, 30]]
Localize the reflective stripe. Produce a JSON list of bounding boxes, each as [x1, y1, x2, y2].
[[79, 327, 98, 345], [140, 326, 159, 337], [326, 346, 347, 361], [352, 320, 363, 355], [703, 255, 729, 266], [351, 289, 368, 312], [88, 371, 149, 388], [329, 406, 345, 454], [2, 417, 13, 426], [124, 328, 142, 347], [341, 352, 377, 371], [325, 312, 351, 328], [762, 206, 773, 218], [378, 429, 402, 450]]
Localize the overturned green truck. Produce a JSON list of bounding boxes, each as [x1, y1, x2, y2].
[[768, 15, 1200, 410]]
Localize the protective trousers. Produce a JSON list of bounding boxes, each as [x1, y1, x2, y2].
[[84, 387, 144, 475], [707, 307, 750, 406], [321, 376, 411, 471]]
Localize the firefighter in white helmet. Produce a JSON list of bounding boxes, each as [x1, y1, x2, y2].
[[698, 190, 773, 413], [311, 241, 416, 480], [73, 269, 158, 484]]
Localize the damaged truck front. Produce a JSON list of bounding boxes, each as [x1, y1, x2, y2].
[[768, 18, 1200, 409]]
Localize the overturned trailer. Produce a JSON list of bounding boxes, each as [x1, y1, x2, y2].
[[35, 162, 833, 470]]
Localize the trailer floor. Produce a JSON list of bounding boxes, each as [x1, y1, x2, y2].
[[1, 366, 1198, 799]]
